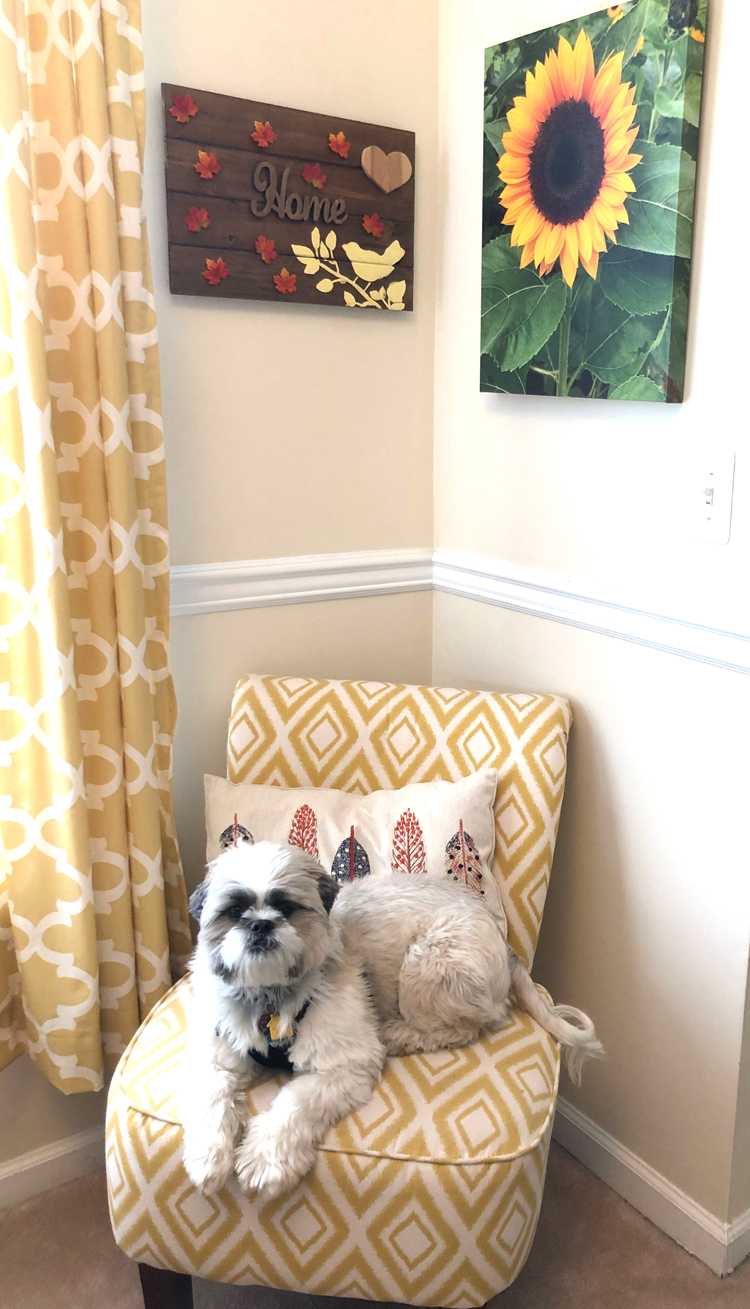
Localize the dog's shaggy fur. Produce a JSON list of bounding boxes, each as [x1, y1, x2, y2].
[[181, 841, 602, 1199]]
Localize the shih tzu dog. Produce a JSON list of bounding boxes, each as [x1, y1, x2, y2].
[[181, 841, 602, 1200]]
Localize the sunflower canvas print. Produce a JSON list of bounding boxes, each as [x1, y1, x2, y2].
[[481, 0, 707, 403]]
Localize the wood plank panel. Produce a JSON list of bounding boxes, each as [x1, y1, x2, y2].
[[166, 141, 414, 221], [167, 192, 411, 263], [163, 83, 415, 168], [163, 85, 415, 311], [168, 244, 414, 310]]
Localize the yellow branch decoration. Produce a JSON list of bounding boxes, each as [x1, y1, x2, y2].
[[293, 228, 406, 309]]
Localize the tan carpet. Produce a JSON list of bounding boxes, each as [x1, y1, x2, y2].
[[1, 1143, 748, 1309]]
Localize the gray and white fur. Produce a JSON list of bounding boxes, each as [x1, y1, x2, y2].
[[181, 841, 602, 1200]]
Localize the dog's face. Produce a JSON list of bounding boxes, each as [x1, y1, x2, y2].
[[189, 842, 338, 990]]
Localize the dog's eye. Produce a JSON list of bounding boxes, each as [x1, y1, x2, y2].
[[226, 904, 245, 920]]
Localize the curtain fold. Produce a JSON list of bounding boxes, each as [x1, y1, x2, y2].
[[0, 0, 191, 1093]]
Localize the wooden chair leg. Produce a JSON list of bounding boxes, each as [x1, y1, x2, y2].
[[138, 1263, 193, 1309]]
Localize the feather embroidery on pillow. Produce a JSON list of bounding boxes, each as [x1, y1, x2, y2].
[[288, 804, 319, 860], [392, 809, 427, 875], [331, 826, 371, 884], [445, 820, 485, 896]]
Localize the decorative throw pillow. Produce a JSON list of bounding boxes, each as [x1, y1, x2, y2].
[[204, 771, 504, 921]]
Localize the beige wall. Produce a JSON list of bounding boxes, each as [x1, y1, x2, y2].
[[170, 594, 434, 889], [433, 595, 750, 1220], [435, 0, 748, 631], [434, 0, 750, 1224], [141, 0, 438, 566], [730, 967, 750, 1220]]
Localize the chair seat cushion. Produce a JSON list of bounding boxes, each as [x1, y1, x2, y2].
[[117, 976, 559, 1164], [107, 978, 560, 1304]]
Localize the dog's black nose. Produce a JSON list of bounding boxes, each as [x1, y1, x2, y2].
[[249, 918, 275, 937]]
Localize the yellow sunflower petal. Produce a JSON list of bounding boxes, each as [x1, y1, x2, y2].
[[544, 47, 564, 102], [519, 243, 536, 268], [581, 249, 599, 279], [560, 227, 579, 286], [534, 224, 552, 266], [514, 208, 546, 246], [525, 60, 555, 120], [588, 218, 607, 253], [557, 36, 578, 99], [498, 153, 530, 181], [501, 131, 532, 157], [577, 218, 593, 262], [545, 224, 566, 265], [605, 171, 636, 192], [592, 197, 619, 230], [574, 29, 596, 98], [590, 52, 625, 118]]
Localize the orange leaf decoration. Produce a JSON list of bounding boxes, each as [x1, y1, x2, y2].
[[252, 120, 276, 149], [170, 93, 198, 123], [195, 150, 221, 179], [255, 234, 277, 264], [302, 162, 327, 189], [328, 130, 351, 159], [362, 212, 385, 238], [184, 206, 211, 232], [273, 267, 297, 294], [203, 257, 229, 286]]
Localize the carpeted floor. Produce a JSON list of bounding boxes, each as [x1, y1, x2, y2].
[[1, 1143, 748, 1309]]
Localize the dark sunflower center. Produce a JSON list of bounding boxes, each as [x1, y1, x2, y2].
[[529, 99, 606, 226]]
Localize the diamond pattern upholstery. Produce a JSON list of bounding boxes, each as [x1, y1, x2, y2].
[[107, 676, 571, 1304]]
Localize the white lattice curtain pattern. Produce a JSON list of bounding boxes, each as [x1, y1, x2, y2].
[[0, 0, 191, 1093]]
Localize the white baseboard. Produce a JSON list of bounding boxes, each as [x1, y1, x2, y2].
[[169, 547, 750, 675], [553, 1097, 750, 1277], [0, 1125, 105, 1212]]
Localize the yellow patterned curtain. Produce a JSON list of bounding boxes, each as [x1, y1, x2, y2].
[[0, 0, 191, 1093]]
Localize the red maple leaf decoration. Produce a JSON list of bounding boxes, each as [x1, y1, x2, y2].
[[362, 212, 385, 238], [328, 130, 351, 159], [273, 267, 297, 294], [194, 150, 221, 179], [254, 234, 277, 264], [252, 120, 276, 149], [170, 93, 198, 123], [302, 162, 327, 189], [203, 257, 229, 286], [184, 206, 211, 232]]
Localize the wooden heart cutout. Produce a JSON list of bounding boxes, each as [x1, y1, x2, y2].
[[361, 145, 413, 194]]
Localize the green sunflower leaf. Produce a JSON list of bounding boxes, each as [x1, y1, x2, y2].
[[617, 141, 695, 258], [484, 118, 508, 155], [480, 357, 528, 394], [569, 282, 666, 386], [608, 375, 666, 401], [594, 0, 651, 65], [599, 247, 675, 316], [481, 240, 568, 372], [683, 71, 703, 128]]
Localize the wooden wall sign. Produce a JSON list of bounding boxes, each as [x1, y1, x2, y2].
[[162, 85, 415, 312]]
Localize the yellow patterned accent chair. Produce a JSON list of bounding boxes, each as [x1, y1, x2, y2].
[[106, 677, 572, 1309]]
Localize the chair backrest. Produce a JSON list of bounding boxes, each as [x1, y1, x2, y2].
[[227, 676, 571, 968]]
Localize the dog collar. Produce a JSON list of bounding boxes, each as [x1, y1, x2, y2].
[[248, 999, 311, 1072]]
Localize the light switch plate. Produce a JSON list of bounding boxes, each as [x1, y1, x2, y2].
[[692, 448, 735, 545]]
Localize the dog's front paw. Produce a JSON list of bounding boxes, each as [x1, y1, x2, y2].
[[235, 1118, 317, 1200], [183, 1135, 236, 1196]]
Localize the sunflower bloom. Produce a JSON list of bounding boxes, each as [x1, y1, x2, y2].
[[497, 31, 642, 286]]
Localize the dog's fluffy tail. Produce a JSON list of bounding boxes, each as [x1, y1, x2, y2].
[[509, 952, 604, 1085]]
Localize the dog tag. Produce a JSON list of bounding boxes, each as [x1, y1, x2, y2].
[[268, 1013, 292, 1042]]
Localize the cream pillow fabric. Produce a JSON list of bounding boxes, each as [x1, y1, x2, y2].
[[204, 771, 503, 919]]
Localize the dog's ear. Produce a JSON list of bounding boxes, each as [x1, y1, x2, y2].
[[317, 872, 339, 915], [188, 877, 210, 924]]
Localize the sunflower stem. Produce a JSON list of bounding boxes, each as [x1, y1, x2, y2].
[[557, 286, 572, 397]]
